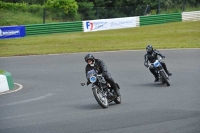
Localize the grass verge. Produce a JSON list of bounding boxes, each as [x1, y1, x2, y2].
[[0, 21, 200, 57], [0, 70, 5, 74], [0, 9, 56, 26]]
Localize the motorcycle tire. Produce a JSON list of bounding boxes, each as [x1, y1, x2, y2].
[[92, 87, 109, 108], [114, 83, 121, 104], [160, 71, 170, 86]]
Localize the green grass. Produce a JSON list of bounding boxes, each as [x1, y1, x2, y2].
[[0, 21, 200, 57], [0, 69, 5, 74], [0, 9, 56, 26]]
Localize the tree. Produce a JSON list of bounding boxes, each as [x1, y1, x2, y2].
[[1, 0, 44, 5], [45, 0, 78, 15], [78, 2, 96, 20]]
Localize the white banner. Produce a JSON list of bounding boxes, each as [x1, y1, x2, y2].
[[83, 17, 137, 32]]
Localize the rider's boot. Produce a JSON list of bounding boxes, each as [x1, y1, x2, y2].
[[110, 82, 120, 97], [114, 84, 120, 96], [104, 73, 120, 97], [154, 77, 159, 82], [167, 71, 172, 76], [150, 68, 159, 82], [161, 62, 172, 76]]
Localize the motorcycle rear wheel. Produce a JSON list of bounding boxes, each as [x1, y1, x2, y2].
[[160, 71, 170, 86], [92, 87, 109, 108], [114, 95, 121, 104], [114, 83, 121, 104]]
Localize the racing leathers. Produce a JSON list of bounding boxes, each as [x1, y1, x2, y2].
[[85, 59, 120, 96], [144, 50, 172, 82]]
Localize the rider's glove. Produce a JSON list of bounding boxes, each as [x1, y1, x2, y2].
[[162, 55, 165, 58], [81, 83, 85, 86], [87, 81, 90, 86], [144, 62, 148, 68], [149, 64, 154, 69]]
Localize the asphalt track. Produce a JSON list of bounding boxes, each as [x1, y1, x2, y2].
[[0, 49, 200, 133]]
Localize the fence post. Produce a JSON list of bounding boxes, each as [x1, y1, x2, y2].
[[43, 8, 46, 24], [96, 7, 99, 19], [158, 0, 160, 14], [144, 4, 150, 15], [182, 0, 186, 11]]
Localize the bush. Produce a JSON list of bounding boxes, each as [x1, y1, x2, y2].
[[45, 0, 78, 15], [78, 2, 95, 20], [0, 1, 27, 11], [0, 69, 5, 74], [0, 1, 79, 22], [28, 4, 43, 15]]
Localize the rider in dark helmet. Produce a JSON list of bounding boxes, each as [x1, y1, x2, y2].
[[84, 53, 120, 96], [144, 45, 172, 82]]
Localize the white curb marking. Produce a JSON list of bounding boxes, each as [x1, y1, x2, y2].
[[0, 83, 23, 95]]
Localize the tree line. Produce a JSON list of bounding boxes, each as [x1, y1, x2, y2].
[[1, 0, 200, 8], [1, 0, 200, 21]]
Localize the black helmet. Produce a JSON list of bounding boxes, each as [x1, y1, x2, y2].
[[85, 54, 95, 63], [146, 45, 153, 53]]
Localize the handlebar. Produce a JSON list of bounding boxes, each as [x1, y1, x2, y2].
[[80, 83, 86, 86]]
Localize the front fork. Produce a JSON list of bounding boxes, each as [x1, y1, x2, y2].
[[92, 84, 107, 97]]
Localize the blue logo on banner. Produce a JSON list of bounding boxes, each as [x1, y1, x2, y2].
[[86, 22, 94, 30], [85, 21, 107, 31], [0, 26, 25, 39]]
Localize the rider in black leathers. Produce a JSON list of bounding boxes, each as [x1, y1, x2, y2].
[[84, 54, 120, 96], [144, 45, 172, 82]]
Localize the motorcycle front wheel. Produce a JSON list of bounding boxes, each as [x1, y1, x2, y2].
[[92, 87, 109, 108]]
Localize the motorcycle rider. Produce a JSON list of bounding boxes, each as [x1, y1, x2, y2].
[[84, 53, 120, 96], [144, 45, 172, 82]]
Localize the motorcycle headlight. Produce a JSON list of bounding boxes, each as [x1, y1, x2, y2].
[[90, 76, 97, 83], [153, 60, 160, 67]]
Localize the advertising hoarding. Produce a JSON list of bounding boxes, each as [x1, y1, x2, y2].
[[83, 17, 137, 32], [0, 26, 25, 39]]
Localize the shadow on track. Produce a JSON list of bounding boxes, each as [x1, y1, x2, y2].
[[75, 102, 121, 110], [134, 82, 170, 88], [76, 103, 103, 110]]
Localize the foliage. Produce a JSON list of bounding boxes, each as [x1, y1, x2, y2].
[[0, 0, 79, 15], [78, 2, 95, 20], [0, 0, 79, 22], [0, 9, 56, 25], [0, 69, 5, 74], [184, 4, 200, 11], [27, 4, 43, 15], [0, 0, 200, 24], [45, 0, 78, 15], [0, 1, 28, 11], [1, 0, 44, 5]]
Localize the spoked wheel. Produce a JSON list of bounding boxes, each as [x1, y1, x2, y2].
[[92, 87, 108, 108]]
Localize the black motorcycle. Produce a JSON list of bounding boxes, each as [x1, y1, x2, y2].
[[149, 57, 170, 86], [81, 69, 121, 108]]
